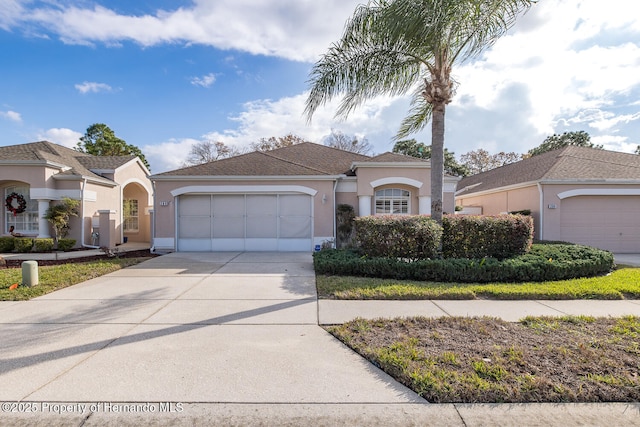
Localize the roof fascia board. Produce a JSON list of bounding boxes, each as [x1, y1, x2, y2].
[[455, 181, 540, 198], [540, 179, 640, 185], [151, 174, 345, 182], [351, 161, 430, 169], [0, 159, 70, 170], [52, 174, 117, 187]]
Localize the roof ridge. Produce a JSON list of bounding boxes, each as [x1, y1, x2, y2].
[[260, 149, 331, 174]]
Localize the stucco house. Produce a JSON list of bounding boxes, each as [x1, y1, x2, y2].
[[1, 141, 152, 248], [455, 146, 640, 253], [150, 142, 459, 252]]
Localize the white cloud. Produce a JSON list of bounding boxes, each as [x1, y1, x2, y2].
[[450, 0, 640, 153], [0, 110, 22, 123], [15, 0, 362, 62], [37, 128, 83, 148], [75, 81, 113, 94], [145, 92, 410, 172], [143, 138, 199, 172], [190, 73, 216, 88]]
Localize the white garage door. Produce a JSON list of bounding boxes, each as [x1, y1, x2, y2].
[[560, 196, 640, 253], [177, 194, 312, 251]]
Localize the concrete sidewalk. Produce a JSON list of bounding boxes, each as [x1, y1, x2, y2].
[[1, 252, 639, 426]]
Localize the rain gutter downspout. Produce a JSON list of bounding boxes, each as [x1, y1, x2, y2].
[[537, 182, 544, 241], [81, 177, 100, 249], [150, 179, 156, 253]]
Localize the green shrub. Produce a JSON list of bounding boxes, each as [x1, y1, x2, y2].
[[442, 214, 533, 259], [0, 237, 15, 252], [33, 238, 54, 252], [355, 215, 442, 260], [12, 238, 34, 253], [313, 244, 614, 283], [57, 238, 76, 251]]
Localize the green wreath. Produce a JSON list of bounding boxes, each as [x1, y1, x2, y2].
[[5, 192, 27, 216]]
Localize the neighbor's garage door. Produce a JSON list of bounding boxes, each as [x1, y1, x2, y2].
[[177, 194, 312, 251], [560, 196, 640, 253]]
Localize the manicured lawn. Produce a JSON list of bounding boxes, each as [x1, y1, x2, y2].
[[317, 268, 640, 300], [0, 258, 150, 301], [327, 315, 640, 403]]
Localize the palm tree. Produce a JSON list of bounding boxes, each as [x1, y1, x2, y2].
[[305, 0, 535, 222]]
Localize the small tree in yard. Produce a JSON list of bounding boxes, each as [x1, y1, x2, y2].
[[45, 198, 79, 248]]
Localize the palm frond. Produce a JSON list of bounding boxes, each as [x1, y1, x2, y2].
[[395, 85, 433, 141]]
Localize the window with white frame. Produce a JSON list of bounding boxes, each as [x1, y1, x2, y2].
[[4, 185, 39, 234], [375, 188, 410, 214], [123, 199, 139, 232]]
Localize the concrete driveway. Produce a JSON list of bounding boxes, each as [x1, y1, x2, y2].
[[0, 252, 455, 425]]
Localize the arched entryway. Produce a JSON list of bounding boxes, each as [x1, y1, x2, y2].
[[122, 180, 152, 244]]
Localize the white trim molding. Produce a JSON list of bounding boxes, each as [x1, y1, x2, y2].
[[121, 178, 154, 205], [370, 177, 423, 189], [170, 185, 318, 197], [30, 188, 97, 202], [153, 237, 175, 251], [557, 188, 640, 200]]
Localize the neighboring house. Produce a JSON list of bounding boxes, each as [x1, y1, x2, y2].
[[150, 142, 460, 252], [455, 146, 640, 253], [1, 141, 152, 248]]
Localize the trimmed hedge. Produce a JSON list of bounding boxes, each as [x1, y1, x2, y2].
[[33, 238, 54, 252], [0, 237, 14, 252], [12, 238, 34, 253], [442, 214, 533, 260], [57, 238, 76, 251], [313, 244, 614, 283], [355, 215, 442, 260]]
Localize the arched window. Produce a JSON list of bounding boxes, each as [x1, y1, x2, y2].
[[4, 185, 38, 234], [375, 188, 410, 214]]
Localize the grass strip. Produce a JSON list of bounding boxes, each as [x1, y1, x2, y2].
[[327, 316, 640, 403], [317, 268, 640, 300], [0, 258, 150, 301]]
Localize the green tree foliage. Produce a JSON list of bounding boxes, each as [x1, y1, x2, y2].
[[323, 129, 373, 154], [76, 123, 151, 170], [44, 197, 79, 246], [305, 0, 535, 222], [251, 133, 308, 151], [393, 139, 468, 176], [459, 148, 522, 174], [527, 131, 602, 157]]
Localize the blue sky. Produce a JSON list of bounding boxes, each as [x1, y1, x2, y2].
[[1, 0, 639, 172]]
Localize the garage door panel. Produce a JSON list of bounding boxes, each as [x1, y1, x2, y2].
[[560, 195, 640, 253], [179, 216, 211, 239], [212, 195, 244, 213], [279, 194, 311, 215], [280, 216, 312, 238], [213, 216, 244, 238], [211, 238, 244, 251], [179, 238, 212, 251], [246, 216, 277, 238], [179, 195, 210, 214], [246, 195, 277, 214], [178, 193, 312, 252]]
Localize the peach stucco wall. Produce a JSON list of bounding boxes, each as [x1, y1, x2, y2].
[[539, 183, 640, 244], [1, 159, 151, 247], [152, 179, 337, 242], [456, 185, 541, 238]]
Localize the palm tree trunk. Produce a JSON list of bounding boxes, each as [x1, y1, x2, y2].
[[430, 102, 445, 223]]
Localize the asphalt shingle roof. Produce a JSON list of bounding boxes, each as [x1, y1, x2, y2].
[[153, 142, 371, 177], [456, 146, 640, 196], [0, 141, 137, 183]]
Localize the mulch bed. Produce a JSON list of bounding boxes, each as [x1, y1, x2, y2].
[[1, 249, 158, 268]]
